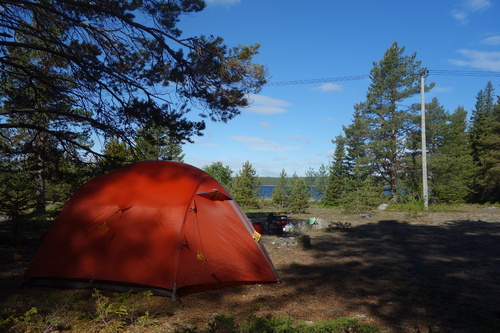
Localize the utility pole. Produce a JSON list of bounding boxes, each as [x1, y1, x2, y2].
[[421, 71, 429, 211]]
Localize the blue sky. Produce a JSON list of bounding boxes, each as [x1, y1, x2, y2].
[[178, 0, 500, 177]]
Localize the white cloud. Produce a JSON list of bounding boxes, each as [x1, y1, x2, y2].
[[465, 0, 492, 11], [231, 135, 300, 153], [259, 122, 271, 128], [450, 49, 500, 71], [246, 105, 288, 115], [451, 10, 468, 24], [433, 86, 454, 93], [205, 0, 241, 5], [273, 155, 288, 162], [312, 83, 343, 93], [287, 135, 310, 144], [451, 0, 492, 24], [191, 139, 219, 147], [245, 94, 291, 115], [247, 94, 290, 107], [481, 35, 500, 46]]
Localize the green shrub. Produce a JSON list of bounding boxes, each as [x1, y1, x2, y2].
[[205, 314, 382, 333], [303, 317, 383, 333]]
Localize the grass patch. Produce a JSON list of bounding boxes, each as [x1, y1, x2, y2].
[[0, 289, 383, 333], [198, 314, 384, 333]]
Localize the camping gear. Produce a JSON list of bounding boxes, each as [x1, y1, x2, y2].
[[24, 161, 279, 299]]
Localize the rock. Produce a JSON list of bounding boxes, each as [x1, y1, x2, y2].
[[267, 237, 299, 247], [310, 217, 330, 230], [293, 220, 311, 232], [377, 203, 389, 210]]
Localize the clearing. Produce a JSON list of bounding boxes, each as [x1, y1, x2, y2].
[[1, 206, 500, 332]]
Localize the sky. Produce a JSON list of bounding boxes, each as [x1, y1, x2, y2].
[[177, 0, 500, 177]]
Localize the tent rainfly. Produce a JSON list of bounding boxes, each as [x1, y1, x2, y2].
[[24, 161, 280, 299]]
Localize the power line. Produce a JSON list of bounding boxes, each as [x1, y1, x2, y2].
[[267, 75, 369, 86], [429, 69, 500, 77], [266, 70, 500, 86]]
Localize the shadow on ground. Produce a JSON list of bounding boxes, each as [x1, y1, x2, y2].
[[2, 213, 500, 332], [181, 217, 500, 332]]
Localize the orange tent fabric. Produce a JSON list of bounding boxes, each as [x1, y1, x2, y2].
[[24, 161, 279, 298]]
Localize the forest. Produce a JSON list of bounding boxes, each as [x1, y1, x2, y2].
[[320, 44, 500, 210], [0, 2, 499, 238], [206, 43, 500, 214]]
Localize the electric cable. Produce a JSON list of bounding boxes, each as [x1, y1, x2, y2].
[[266, 70, 500, 86]]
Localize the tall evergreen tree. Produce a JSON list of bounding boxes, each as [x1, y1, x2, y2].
[[98, 137, 134, 174], [272, 169, 289, 209], [304, 167, 317, 198], [343, 105, 371, 173], [134, 125, 185, 162], [231, 161, 261, 208], [288, 173, 309, 213], [341, 172, 384, 213], [0, 14, 92, 214], [469, 82, 500, 203], [323, 135, 348, 207], [354, 42, 433, 203], [314, 164, 329, 198], [430, 106, 474, 203], [473, 96, 500, 203], [470, 81, 495, 164], [1, 0, 268, 155]]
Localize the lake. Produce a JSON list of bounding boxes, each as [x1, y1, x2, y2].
[[258, 185, 323, 200]]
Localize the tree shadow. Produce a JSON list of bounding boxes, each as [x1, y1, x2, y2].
[[266, 219, 500, 331], [3, 217, 500, 332]]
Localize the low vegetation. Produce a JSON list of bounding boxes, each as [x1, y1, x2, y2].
[[0, 285, 384, 333], [0, 291, 383, 333]]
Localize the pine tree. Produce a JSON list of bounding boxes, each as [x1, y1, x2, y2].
[[272, 169, 289, 209], [288, 173, 309, 213], [203, 162, 233, 191], [469, 82, 499, 203], [470, 81, 495, 164], [341, 171, 384, 213], [343, 105, 371, 173], [134, 125, 185, 162], [355, 42, 433, 203], [314, 164, 329, 198], [323, 135, 348, 207], [99, 137, 134, 174], [430, 106, 474, 203], [304, 167, 317, 198], [0, 15, 92, 215], [1, 1, 268, 155], [231, 161, 261, 208], [474, 96, 500, 203]]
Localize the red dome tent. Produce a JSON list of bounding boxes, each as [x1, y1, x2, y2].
[[24, 161, 279, 299]]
